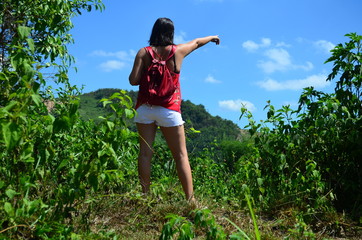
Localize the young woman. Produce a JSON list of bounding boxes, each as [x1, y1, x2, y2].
[[129, 17, 220, 201]]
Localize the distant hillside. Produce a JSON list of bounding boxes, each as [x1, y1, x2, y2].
[[79, 88, 242, 152]]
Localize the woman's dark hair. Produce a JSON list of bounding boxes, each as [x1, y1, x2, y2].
[[149, 18, 174, 46]]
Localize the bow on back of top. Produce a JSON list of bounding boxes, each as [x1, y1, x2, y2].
[[151, 58, 166, 75]]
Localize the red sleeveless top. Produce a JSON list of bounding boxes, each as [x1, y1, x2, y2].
[[135, 45, 182, 113]]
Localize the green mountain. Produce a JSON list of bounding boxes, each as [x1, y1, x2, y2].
[[78, 88, 243, 153]]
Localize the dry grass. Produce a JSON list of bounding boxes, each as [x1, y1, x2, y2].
[[73, 190, 362, 239]]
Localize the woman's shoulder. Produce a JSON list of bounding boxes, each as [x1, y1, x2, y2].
[[137, 47, 148, 55], [133, 47, 149, 61]]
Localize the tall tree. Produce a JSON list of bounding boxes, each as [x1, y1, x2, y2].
[[1, 0, 104, 105], [0, 1, 104, 237]]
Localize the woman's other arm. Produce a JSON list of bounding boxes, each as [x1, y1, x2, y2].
[[129, 48, 146, 86]]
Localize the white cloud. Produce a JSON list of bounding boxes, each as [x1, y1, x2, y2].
[[296, 38, 335, 54], [205, 74, 221, 83], [219, 99, 256, 112], [258, 48, 313, 73], [275, 41, 291, 48], [261, 38, 271, 47], [257, 74, 329, 91], [242, 38, 271, 52], [174, 31, 188, 44], [90, 50, 133, 61], [99, 60, 126, 72], [314, 40, 335, 54], [243, 38, 315, 73], [242, 40, 259, 52], [90, 49, 134, 72], [259, 48, 291, 72], [298, 61, 314, 71]]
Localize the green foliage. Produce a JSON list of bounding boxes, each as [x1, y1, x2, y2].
[[182, 100, 241, 154], [285, 215, 317, 240], [219, 138, 253, 172], [160, 213, 195, 240], [0, 87, 139, 238], [322, 32, 362, 216], [240, 33, 362, 220], [160, 209, 227, 240], [192, 148, 233, 202], [0, 1, 143, 238]]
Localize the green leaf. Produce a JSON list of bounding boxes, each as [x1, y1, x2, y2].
[[4, 202, 15, 217], [56, 159, 68, 172], [110, 92, 121, 99], [2, 122, 22, 151], [17, 26, 31, 39], [106, 121, 115, 130], [189, 127, 201, 134], [101, 100, 112, 107], [27, 38, 35, 53], [1, 101, 18, 114], [125, 108, 134, 119], [332, 102, 339, 111], [257, 178, 263, 186], [27, 199, 41, 215], [31, 94, 42, 106], [54, 116, 71, 132], [6, 189, 18, 199]]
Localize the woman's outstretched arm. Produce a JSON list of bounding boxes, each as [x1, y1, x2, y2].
[[177, 35, 220, 58]]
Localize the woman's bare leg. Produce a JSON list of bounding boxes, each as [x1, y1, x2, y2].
[[136, 123, 157, 194], [161, 125, 194, 200]]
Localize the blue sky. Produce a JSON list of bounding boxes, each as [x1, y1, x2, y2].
[[68, 0, 362, 128]]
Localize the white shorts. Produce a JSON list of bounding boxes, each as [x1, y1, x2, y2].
[[134, 104, 185, 127]]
